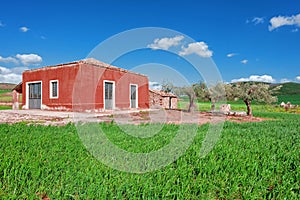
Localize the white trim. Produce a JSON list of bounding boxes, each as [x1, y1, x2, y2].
[[103, 80, 115, 110], [129, 84, 138, 108], [49, 80, 59, 99], [25, 81, 42, 109]]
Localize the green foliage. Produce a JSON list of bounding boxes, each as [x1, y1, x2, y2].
[[272, 82, 300, 95], [231, 82, 277, 104], [0, 115, 299, 199]]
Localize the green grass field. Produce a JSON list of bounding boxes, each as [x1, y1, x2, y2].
[[0, 105, 11, 110], [0, 89, 13, 103], [278, 94, 300, 105], [0, 89, 10, 95], [0, 83, 299, 199], [0, 112, 299, 199], [0, 89, 22, 110]]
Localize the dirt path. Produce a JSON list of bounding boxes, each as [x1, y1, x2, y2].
[[0, 109, 267, 126]]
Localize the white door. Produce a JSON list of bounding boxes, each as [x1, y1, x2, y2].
[[104, 81, 114, 109], [130, 84, 137, 108]]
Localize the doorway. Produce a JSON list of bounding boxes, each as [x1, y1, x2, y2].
[[28, 82, 41, 109], [130, 84, 138, 108], [104, 81, 114, 110]]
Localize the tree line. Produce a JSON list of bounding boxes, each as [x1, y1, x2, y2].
[[162, 81, 281, 116]]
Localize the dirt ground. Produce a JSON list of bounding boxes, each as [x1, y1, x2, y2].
[[0, 109, 268, 126]]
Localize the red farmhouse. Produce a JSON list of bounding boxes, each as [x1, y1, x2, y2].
[[21, 58, 149, 111]]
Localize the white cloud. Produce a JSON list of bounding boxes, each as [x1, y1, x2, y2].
[[0, 66, 22, 84], [227, 53, 237, 58], [0, 56, 19, 64], [0, 21, 4, 27], [231, 75, 276, 83], [20, 26, 29, 32], [11, 66, 29, 74], [179, 42, 213, 57], [0, 53, 41, 83], [149, 81, 162, 90], [0, 73, 22, 84], [16, 54, 42, 65], [241, 59, 248, 64], [0, 66, 12, 74], [148, 35, 184, 50], [296, 76, 300, 81], [269, 13, 300, 31], [252, 17, 264, 25]]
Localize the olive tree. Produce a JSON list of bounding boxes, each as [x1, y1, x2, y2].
[[231, 82, 278, 116], [175, 86, 196, 112], [193, 82, 228, 111], [162, 81, 196, 112]]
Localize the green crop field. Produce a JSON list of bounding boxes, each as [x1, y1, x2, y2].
[[0, 89, 22, 110], [0, 89, 10, 95], [0, 112, 299, 199], [0, 89, 13, 103], [0, 105, 11, 110], [278, 94, 300, 105]]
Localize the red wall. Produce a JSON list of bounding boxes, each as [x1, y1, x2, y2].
[[23, 62, 149, 111]]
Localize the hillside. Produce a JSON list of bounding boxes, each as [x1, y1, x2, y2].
[[271, 82, 300, 95], [231, 81, 300, 95], [0, 83, 17, 90]]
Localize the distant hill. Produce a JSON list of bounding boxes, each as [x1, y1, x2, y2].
[[231, 81, 300, 95], [0, 83, 17, 90], [270, 82, 300, 95]]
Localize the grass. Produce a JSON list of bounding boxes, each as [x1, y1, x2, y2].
[[0, 89, 22, 110], [0, 112, 299, 199], [0, 105, 11, 110], [0, 96, 12, 102], [0, 89, 11, 95], [0, 89, 13, 103], [277, 94, 300, 105]]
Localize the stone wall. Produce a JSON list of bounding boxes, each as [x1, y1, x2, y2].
[[149, 90, 178, 109]]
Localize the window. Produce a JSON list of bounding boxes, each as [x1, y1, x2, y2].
[[50, 80, 59, 98]]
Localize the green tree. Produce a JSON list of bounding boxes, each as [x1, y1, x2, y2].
[[175, 86, 196, 112], [193, 82, 209, 102], [231, 82, 278, 116]]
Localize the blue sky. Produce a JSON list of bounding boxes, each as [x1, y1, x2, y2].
[[0, 0, 300, 85]]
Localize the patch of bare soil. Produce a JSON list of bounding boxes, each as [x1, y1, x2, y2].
[[0, 111, 67, 126], [226, 115, 269, 123], [98, 110, 269, 125], [0, 110, 269, 126]]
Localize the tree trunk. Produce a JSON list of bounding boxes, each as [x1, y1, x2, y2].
[[187, 94, 195, 112], [244, 99, 252, 116], [211, 98, 216, 111]]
